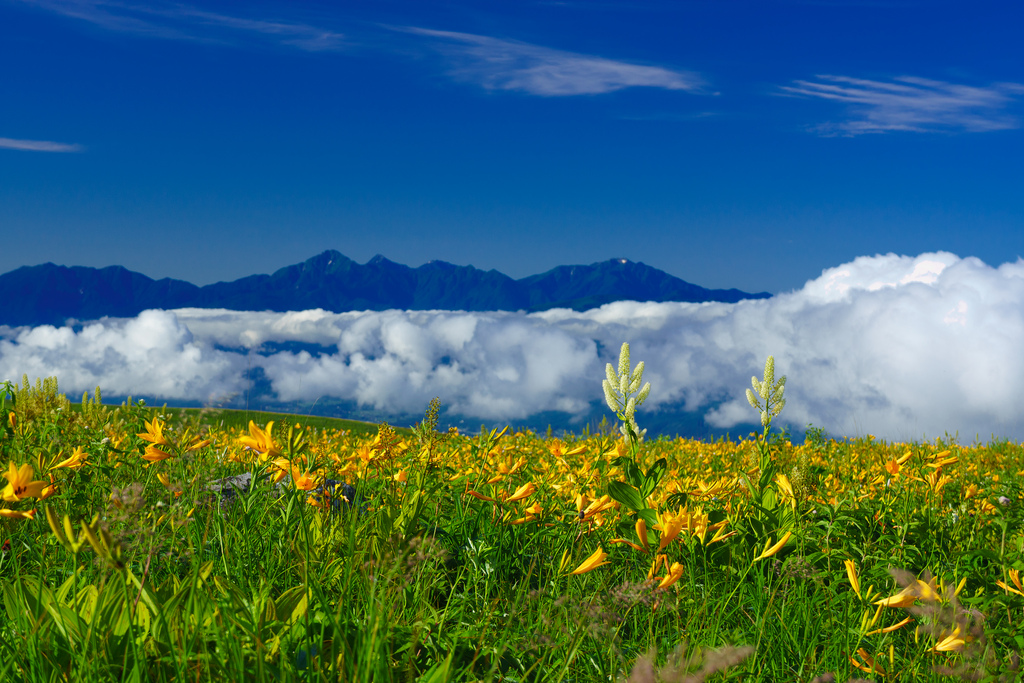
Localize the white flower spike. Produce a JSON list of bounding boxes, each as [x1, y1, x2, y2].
[[747, 355, 786, 431], [603, 342, 651, 445]]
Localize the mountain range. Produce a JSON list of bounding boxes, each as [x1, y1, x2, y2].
[[0, 250, 771, 327]]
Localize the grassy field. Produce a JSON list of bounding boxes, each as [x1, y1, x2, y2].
[[99, 404, 408, 438], [1, 361, 1023, 682]]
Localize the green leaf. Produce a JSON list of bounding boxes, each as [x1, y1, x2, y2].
[[640, 458, 667, 498], [419, 652, 454, 683], [275, 585, 309, 626], [636, 508, 659, 528], [665, 492, 688, 510], [608, 481, 644, 512]]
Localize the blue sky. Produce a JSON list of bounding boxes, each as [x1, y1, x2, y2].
[[1, 0, 1022, 294]]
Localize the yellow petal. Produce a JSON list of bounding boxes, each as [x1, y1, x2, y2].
[[753, 531, 792, 561], [873, 587, 917, 608], [571, 547, 609, 575], [0, 507, 35, 521], [505, 482, 536, 503], [844, 559, 862, 599], [657, 562, 685, 589]]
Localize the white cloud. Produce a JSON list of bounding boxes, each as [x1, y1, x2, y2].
[[17, 0, 345, 51], [781, 75, 1024, 135], [401, 27, 701, 96], [0, 137, 83, 152], [3, 252, 1024, 442], [0, 310, 247, 402]]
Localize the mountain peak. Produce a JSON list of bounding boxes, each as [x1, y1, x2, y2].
[[0, 252, 771, 326]]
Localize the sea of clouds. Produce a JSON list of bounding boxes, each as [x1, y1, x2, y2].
[[3, 252, 1023, 442]]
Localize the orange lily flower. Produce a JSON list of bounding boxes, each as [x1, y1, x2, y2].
[[238, 420, 282, 460], [51, 447, 88, 470], [656, 561, 685, 589], [580, 494, 616, 521], [291, 467, 320, 491], [39, 474, 58, 500], [571, 546, 609, 575], [141, 445, 173, 463], [138, 418, 173, 447]]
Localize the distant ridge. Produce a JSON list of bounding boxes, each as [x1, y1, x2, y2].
[[0, 250, 771, 327]]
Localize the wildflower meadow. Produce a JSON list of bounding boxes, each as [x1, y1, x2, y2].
[[1, 346, 1023, 682]]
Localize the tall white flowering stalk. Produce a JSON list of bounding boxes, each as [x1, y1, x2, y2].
[[746, 355, 786, 433], [738, 355, 796, 560], [603, 342, 651, 446]]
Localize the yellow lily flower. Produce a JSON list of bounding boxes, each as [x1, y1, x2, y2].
[[849, 648, 886, 676], [580, 494, 616, 521], [866, 616, 913, 636], [884, 458, 901, 477], [928, 450, 959, 470], [775, 473, 795, 499], [753, 531, 792, 561], [51, 447, 89, 470], [656, 561, 685, 590], [238, 420, 282, 460], [655, 508, 685, 551], [182, 435, 211, 452], [511, 502, 544, 525], [996, 568, 1024, 597], [635, 518, 650, 553], [647, 554, 669, 582], [141, 445, 173, 463], [610, 521, 648, 553], [0, 507, 35, 521], [504, 482, 536, 503], [873, 587, 917, 608], [2, 462, 47, 502], [844, 559, 862, 599], [39, 474, 58, 500], [291, 467, 320, 491], [270, 457, 291, 484], [571, 546, 609, 575], [934, 628, 966, 652], [707, 524, 736, 545], [138, 418, 173, 447], [873, 576, 938, 608]]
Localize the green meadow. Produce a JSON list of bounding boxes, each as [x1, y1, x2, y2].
[[1, 349, 1022, 682]]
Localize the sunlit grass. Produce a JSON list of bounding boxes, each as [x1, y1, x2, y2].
[[1, 362, 1022, 682]]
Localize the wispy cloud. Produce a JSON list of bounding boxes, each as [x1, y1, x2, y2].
[[400, 26, 701, 96], [17, 0, 345, 51], [0, 137, 83, 152], [781, 75, 1024, 135]]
